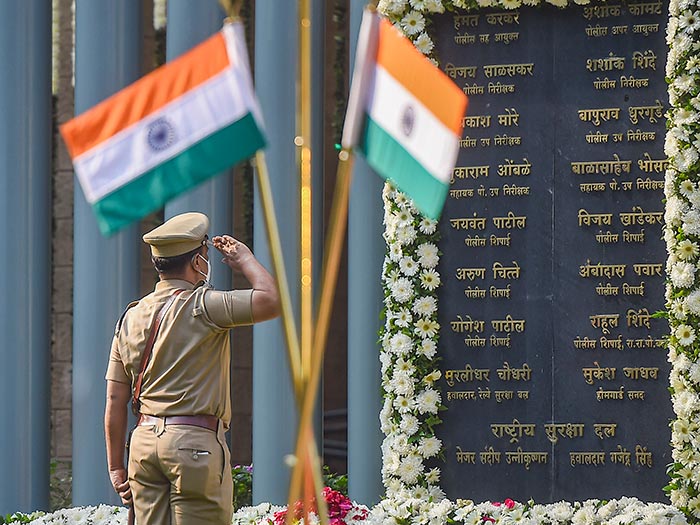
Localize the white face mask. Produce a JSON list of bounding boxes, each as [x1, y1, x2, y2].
[[195, 253, 212, 285]]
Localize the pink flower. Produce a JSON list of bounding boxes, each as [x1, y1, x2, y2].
[[504, 499, 516, 509]]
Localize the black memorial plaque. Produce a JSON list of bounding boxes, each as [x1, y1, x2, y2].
[[433, 2, 670, 503]]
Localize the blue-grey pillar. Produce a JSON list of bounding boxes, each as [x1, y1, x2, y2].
[[0, 0, 51, 515], [253, 0, 300, 505], [165, 0, 232, 291], [73, 1, 142, 506], [347, 3, 385, 506]]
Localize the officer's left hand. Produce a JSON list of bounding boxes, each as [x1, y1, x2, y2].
[[109, 467, 132, 505]]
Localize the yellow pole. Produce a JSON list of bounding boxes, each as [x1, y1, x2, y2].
[[287, 150, 354, 521], [253, 152, 304, 399], [298, 0, 313, 382]]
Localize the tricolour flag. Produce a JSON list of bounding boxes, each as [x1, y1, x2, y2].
[[342, 10, 468, 220], [61, 22, 265, 236]]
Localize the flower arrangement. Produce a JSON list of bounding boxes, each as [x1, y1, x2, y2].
[[3, 505, 125, 525], [663, 0, 700, 522], [5, 498, 690, 525], [378, 184, 445, 498], [270, 487, 369, 525]]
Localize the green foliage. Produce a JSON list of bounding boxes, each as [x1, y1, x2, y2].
[[232, 464, 253, 511], [0, 511, 45, 524]]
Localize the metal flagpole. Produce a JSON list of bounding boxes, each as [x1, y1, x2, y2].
[[286, 150, 354, 518]]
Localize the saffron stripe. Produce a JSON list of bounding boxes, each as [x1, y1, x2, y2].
[[74, 67, 256, 203], [93, 113, 265, 236], [367, 65, 460, 185], [376, 18, 468, 135], [61, 32, 230, 158]]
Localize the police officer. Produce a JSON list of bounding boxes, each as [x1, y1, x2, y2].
[[104, 212, 280, 524]]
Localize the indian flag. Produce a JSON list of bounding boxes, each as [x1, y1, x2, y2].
[[342, 10, 468, 220], [60, 22, 265, 236]]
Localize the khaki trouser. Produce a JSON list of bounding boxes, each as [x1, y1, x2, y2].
[[128, 421, 232, 525]]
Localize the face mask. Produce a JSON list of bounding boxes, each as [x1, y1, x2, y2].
[[195, 253, 212, 285]]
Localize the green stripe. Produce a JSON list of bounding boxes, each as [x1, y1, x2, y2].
[[360, 117, 447, 220], [93, 113, 265, 236]]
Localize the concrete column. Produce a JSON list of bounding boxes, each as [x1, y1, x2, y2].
[[72, 0, 142, 506], [347, 2, 385, 506], [0, 0, 52, 514], [164, 0, 232, 291], [252, 0, 300, 505]]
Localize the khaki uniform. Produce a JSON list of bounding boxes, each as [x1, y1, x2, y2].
[[106, 278, 254, 525]]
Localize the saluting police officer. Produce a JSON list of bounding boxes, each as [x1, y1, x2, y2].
[[104, 212, 280, 525]]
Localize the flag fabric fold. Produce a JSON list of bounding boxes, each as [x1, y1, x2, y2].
[[61, 22, 265, 236], [342, 9, 468, 220]]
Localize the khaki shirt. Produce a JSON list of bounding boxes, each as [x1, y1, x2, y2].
[[105, 279, 254, 427]]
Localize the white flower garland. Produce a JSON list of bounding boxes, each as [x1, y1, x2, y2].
[[17, 499, 689, 525], [664, 0, 700, 522]]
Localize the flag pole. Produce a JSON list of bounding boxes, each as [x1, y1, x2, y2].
[[285, 0, 330, 523], [217, 0, 305, 399], [253, 152, 304, 398], [286, 149, 354, 521]]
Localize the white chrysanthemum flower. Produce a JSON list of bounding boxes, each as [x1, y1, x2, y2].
[[674, 389, 700, 419], [677, 239, 700, 260], [393, 394, 415, 412], [390, 372, 416, 396], [674, 419, 693, 443], [414, 32, 434, 55], [690, 363, 700, 384], [416, 388, 441, 414], [677, 146, 700, 172], [684, 209, 700, 235], [545, 0, 568, 7], [681, 10, 700, 31], [423, 0, 445, 13], [397, 454, 424, 483], [400, 414, 420, 436], [413, 296, 437, 317], [671, 261, 696, 288], [679, 179, 696, 197], [420, 269, 441, 290], [672, 297, 689, 320], [418, 338, 437, 358], [389, 243, 403, 262], [414, 318, 440, 338], [417, 242, 439, 268], [395, 208, 414, 226], [393, 307, 413, 328], [391, 277, 415, 302], [396, 224, 418, 245], [401, 11, 425, 35], [389, 332, 413, 355], [418, 436, 442, 458], [425, 467, 440, 484], [399, 256, 419, 276], [419, 217, 438, 234], [674, 74, 696, 95], [688, 496, 700, 518], [394, 356, 415, 374], [666, 195, 689, 227], [378, 0, 409, 15], [502, 0, 521, 8], [686, 290, 700, 317]]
